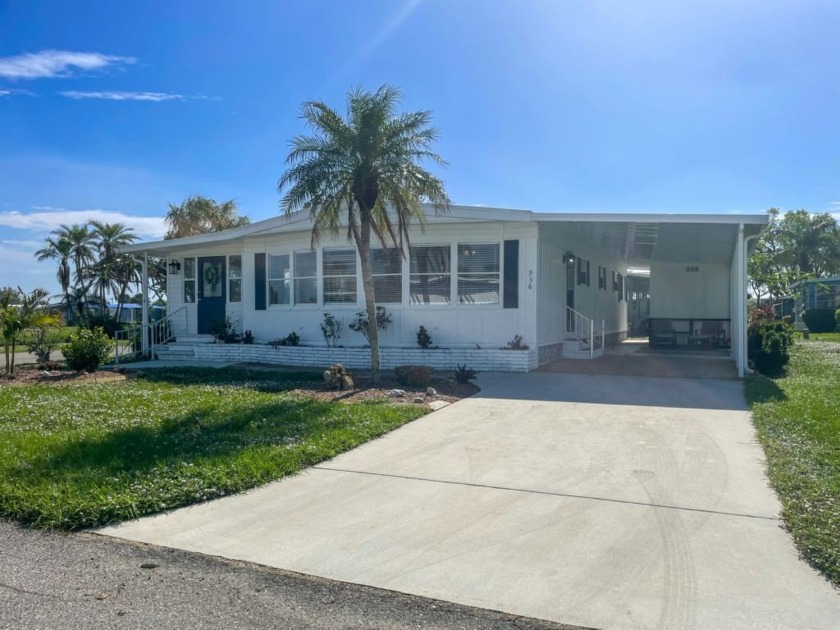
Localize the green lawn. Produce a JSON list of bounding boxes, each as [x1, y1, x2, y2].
[[0, 367, 427, 530], [746, 340, 840, 586]]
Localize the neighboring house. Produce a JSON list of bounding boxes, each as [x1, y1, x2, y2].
[[106, 303, 166, 324], [789, 277, 840, 329], [120, 205, 767, 376]]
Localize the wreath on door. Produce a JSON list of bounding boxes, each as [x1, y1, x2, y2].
[[204, 265, 220, 291]]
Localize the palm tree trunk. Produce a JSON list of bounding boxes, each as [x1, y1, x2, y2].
[[358, 217, 381, 385]]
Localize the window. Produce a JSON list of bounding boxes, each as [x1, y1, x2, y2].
[[598, 266, 607, 290], [183, 257, 196, 303], [410, 245, 451, 304], [458, 243, 500, 305], [577, 258, 590, 287], [294, 251, 317, 304], [617, 273, 624, 302], [322, 249, 357, 304], [268, 254, 290, 306], [371, 248, 402, 303], [228, 255, 242, 303]]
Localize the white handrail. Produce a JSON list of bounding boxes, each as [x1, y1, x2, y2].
[[150, 306, 188, 359], [565, 307, 607, 359]]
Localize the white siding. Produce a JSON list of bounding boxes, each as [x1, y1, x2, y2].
[[240, 221, 538, 350], [650, 261, 731, 319]]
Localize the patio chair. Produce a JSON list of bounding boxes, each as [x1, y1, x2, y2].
[[649, 319, 677, 347], [689, 320, 724, 347]]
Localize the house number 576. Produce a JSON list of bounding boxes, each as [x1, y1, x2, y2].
[[528, 269, 534, 289]]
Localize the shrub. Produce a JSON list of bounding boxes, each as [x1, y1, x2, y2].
[[453, 363, 478, 384], [270, 331, 300, 347], [63, 327, 113, 373], [802, 309, 837, 333], [417, 325, 432, 349], [748, 320, 795, 376], [242, 330, 254, 344], [836, 308, 840, 330], [320, 313, 342, 347], [349, 307, 392, 344], [395, 365, 434, 387]]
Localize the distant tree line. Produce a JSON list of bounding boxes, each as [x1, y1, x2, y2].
[[748, 208, 840, 303]]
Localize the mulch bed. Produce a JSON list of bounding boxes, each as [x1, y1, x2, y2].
[[0, 365, 129, 387], [291, 376, 479, 405]]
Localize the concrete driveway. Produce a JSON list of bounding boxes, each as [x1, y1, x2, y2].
[[100, 372, 839, 630]]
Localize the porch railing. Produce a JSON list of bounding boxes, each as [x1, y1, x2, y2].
[[150, 306, 188, 359], [113, 324, 144, 366], [565, 306, 605, 359]]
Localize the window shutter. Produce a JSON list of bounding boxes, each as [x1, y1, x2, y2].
[[254, 253, 266, 311], [503, 240, 519, 309]]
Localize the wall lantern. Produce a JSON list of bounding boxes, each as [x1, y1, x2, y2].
[[562, 251, 576, 266], [168, 259, 181, 275]]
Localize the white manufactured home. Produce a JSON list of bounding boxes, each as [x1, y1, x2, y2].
[[122, 206, 767, 377]]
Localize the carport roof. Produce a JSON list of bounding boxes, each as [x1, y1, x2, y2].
[[121, 205, 767, 263]]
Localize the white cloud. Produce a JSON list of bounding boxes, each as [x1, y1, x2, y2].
[[60, 90, 185, 102], [0, 50, 135, 80], [0, 208, 166, 240], [0, 88, 34, 97]]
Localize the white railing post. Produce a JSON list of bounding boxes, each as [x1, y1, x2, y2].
[[589, 319, 594, 359]]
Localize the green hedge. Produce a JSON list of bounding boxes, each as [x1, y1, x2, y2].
[[803, 309, 838, 333]]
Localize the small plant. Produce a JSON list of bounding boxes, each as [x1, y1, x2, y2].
[[395, 364, 434, 387], [453, 363, 478, 384], [506, 334, 529, 350], [320, 313, 342, 347], [270, 331, 300, 347], [836, 308, 840, 330], [63, 327, 113, 373], [211, 316, 239, 343], [242, 329, 254, 344], [417, 325, 432, 349], [25, 322, 64, 367], [349, 306, 392, 345]]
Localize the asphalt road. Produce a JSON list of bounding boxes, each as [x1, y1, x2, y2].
[[0, 521, 582, 630]]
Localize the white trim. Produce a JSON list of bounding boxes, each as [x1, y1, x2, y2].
[[120, 205, 769, 255]]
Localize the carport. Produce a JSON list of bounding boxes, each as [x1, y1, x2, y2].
[[534, 214, 768, 377]]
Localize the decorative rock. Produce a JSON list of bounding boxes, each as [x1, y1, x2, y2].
[[413, 397, 425, 404], [425, 387, 437, 397], [323, 364, 354, 390], [388, 389, 406, 397]]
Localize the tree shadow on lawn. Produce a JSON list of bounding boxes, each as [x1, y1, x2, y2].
[[134, 366, 324, 393], [11, 395, 396, 529], [745, 373, 787, 406]]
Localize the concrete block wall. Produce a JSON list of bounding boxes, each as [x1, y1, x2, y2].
[[167, 343, 537, 372]]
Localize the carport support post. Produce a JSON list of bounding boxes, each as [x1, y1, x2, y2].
[[141, 252, 149, 358]]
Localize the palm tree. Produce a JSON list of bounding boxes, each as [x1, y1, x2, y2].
[[0, 287, 52, 374], [165, 195, 251, 239], [278, 85, 450, 383], [90, 222, 138, 322], [35, 236, 73, 310]]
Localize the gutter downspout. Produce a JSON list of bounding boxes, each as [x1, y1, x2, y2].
[[739, 229, 761, 378]]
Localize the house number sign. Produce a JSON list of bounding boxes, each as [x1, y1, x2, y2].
[[528, 269, 534, 289]]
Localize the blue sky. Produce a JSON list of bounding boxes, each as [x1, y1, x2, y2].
[[1, 0, 839, 293]]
